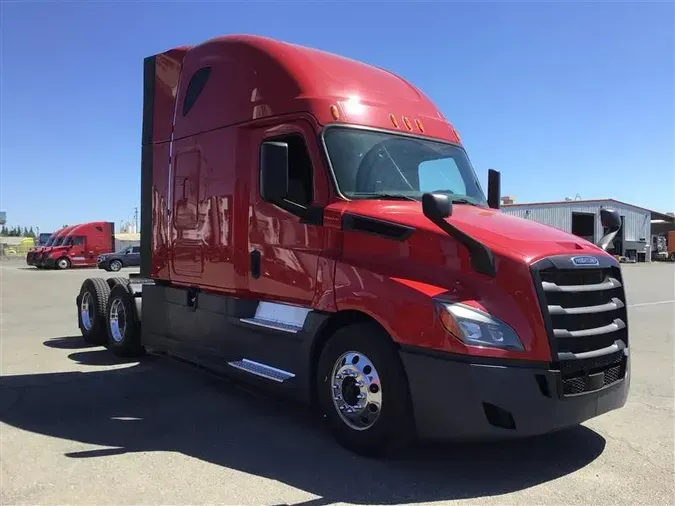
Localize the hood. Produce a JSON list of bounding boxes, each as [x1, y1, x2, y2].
[[46, 245, 70, 254], [332, 200, 607, 264]]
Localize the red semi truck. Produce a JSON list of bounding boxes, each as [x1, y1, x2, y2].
[[39, 221, 115, 269], [27, 225, 75, 267], [75, 35, 629, 456]]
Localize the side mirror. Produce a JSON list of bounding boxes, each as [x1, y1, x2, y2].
[[487, 169, 501, 209], [422, 192, 452, 221], [260, 141, 289, 202], [597, 208, 621, 251]]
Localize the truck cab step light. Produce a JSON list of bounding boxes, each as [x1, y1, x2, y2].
[[227, 359, 295, 383]]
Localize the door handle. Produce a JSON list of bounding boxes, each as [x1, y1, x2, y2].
[[250, 250, 261, 279]]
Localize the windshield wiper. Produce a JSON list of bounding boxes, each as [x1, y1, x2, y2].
[[428, 190, 481, 206], [354, 193, 419, 202], [449, 197, 480, 206]]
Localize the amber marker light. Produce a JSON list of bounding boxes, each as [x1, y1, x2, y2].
[[415, 119, 425, 132], [403, 116, 412, 130], [389, 113, 399, 128], [330, 105, 340, 120]]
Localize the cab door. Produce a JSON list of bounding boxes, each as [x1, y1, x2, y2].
[[247, 119, 329, 310], [68, 236, 88, 266]]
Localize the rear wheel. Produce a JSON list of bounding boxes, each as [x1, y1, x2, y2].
[[106, 283, 144, 357], [316, 322, 415, 457], [77, 278, 111, 345], [109, 259, 123, 272], [56, 257, 71, 270]]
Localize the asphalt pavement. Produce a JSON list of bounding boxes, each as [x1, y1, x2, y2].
[[1, 260, 673, 505]]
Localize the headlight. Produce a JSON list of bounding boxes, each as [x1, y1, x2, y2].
[[437, 302, 524, 351]]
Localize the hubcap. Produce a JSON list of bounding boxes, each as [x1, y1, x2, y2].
[[80, 292, 93, 331], [111, 261, 121, 271], [109, 299, 127, 343], [330, 351, 382, 430], [58, 259, 68, 268]]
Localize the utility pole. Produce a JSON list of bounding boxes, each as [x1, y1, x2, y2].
[[134, 207, 139, 233]]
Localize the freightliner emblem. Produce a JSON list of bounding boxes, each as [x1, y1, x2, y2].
[[571, 256, 600, 266]]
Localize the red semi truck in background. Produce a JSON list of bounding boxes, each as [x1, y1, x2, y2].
[[37, 221, 116, 269], [26, 225, 75, 267], [75, 35, 629, 456]]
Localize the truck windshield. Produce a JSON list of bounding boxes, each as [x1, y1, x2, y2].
[[323, 127, 488, 206], [51, 237, 63, 246]]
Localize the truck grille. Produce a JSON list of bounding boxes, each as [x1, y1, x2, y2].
[[531, 255, 628, 396]]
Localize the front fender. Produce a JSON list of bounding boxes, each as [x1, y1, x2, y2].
[[333, 259, 549, 362]]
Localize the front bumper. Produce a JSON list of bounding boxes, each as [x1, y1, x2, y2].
[[43, 257, 57, 268], [97, 260, 109, 270], [400, 348, 630, 441]]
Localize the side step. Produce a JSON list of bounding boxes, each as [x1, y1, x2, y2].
[[227, 358, 295, 383], [239, 301, 310, 334]]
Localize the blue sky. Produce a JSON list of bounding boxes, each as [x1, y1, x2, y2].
[[1, 0, 673, 233]]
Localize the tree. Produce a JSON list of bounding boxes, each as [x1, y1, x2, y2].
[[27, 226, 35, 238], [0, 225, 7, 236]]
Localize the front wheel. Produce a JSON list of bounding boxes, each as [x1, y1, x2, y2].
[[108, 259, 123, 272], [316, 322, 415, 457], [56, 257, 71, 270]]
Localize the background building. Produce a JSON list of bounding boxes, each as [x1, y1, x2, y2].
[[501, 198, 675, 262]]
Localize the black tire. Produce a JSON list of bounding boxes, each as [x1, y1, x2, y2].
[[109, 259, 123, 272], [316, 322, 415, 457], [107, 277, 129, 288], [77, 278, 111, 345], [55, 257, 71, 270], [106, 283, 144, 357]]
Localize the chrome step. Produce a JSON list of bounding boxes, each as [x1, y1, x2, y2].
[[227, 358, 295, 383]]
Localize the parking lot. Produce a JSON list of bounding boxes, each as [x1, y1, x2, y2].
[[1, 260, 673, 505]]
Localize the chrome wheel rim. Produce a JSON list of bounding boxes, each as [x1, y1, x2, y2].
[[58, 259, 68, 268], [110, 261, 121, 271], [330, 351, 382, 431], [80, 292, 93, 331], [109, 299, 126, 343]]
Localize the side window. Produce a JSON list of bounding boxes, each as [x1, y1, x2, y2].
[[182, 67, 211, 116], [132, 246, 141, 253], [263, 134, 314, 206], [72, 236, 85, 246]]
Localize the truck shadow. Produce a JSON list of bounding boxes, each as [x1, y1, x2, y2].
[[1, 347, 606, 504]]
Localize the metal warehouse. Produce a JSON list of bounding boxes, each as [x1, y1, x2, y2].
[[500, 198, 671, 262]]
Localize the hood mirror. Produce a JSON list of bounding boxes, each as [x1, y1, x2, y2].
[[597, 208, 621, 251], [422, 192, 452, 220]]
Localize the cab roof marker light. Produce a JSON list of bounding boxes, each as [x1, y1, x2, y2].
[[389, 114, 399, 128], [403, 116, 412, 131], [330, 104, 340, 121], [415, 119, 424, 132]]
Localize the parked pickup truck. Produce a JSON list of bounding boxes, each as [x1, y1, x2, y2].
[[97, 245, 141, 272]]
